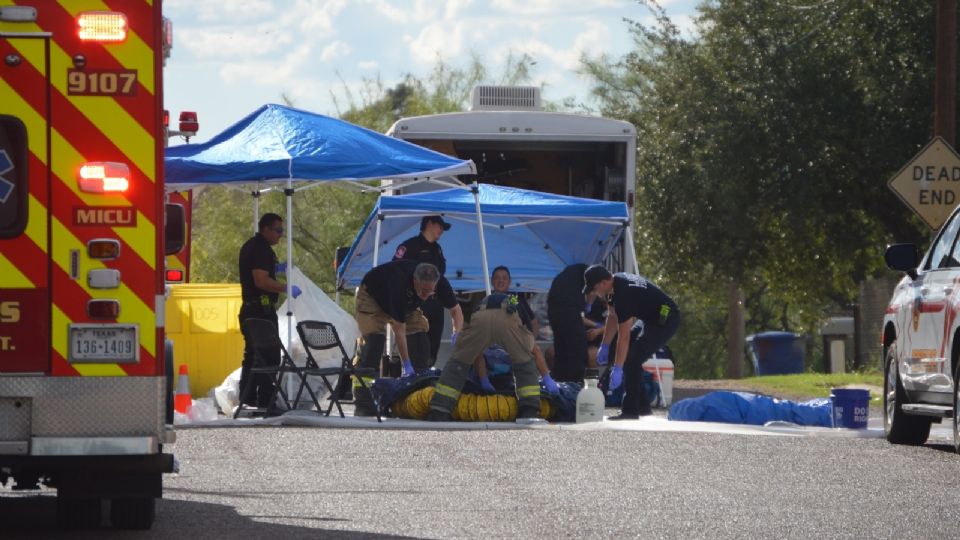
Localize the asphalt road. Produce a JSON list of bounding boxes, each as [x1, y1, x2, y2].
[[3, 417, 960, 539]]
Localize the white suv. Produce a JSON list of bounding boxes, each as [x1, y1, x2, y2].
[[883, 209, 960, 451]]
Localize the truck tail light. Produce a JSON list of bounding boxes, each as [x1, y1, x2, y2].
[[165, 269, 184, 282], [88, 239, 121, 259], [77, 11, 128, 43], [87, 299, 120, 319], [79, 162, 130, 193]]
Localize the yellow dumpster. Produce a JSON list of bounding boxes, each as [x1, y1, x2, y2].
[[165, 283, 245, 398]]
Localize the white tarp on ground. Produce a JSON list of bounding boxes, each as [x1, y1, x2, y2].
[[213, 266, 359, 416]]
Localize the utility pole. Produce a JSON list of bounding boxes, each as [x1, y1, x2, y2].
[[935, 0, 956, 147]]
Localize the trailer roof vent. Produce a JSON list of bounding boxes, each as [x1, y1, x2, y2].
[[470, 86, 542, 111]]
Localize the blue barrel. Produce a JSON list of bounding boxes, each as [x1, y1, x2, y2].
[[830, 388, 869, 429], [746, 332, 804, 375]]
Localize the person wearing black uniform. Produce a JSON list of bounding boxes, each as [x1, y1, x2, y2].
[[353, 259, 461, 416], [586, 265, 680, 419], [546, 263, 590, 382], [237, 213, 301, 409], [393, 215, 460, 365]]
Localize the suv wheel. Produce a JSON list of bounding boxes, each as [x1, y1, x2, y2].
[[884, 342, 931, 445]]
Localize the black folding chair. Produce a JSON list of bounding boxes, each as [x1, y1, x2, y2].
[[234, 318, 323, 418], [296, 320, 382, 423]]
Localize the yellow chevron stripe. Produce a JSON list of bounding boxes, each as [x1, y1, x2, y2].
[[0, 55, 47, 166], [51, 304, 127, 376], [26, 195, 49, 256], [114, 211, 156, 267], [56, 0, 156, 95], [50, 217, 156, 357], [0, 254, 34, 287], [9, 16, 156, 181]]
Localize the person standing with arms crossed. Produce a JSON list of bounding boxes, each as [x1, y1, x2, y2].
[[237, 213, 301, 410], [393, 215, 463, 365], [585, 265, 680, 419]]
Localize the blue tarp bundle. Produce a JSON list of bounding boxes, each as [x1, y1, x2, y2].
[[165, 103, 475, 189], [667, 391, 833, 427], [337, 184, 631, 292]]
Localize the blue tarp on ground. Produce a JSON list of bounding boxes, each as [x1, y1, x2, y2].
[[337, 184, 630, 292], [165, 103, 475, 188], [668, 391, 833, 427]]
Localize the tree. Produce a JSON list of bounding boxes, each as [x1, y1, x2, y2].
[[584, 1, 939, 377]]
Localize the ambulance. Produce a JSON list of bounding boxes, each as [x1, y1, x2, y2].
[[0, 1, 179, 529]]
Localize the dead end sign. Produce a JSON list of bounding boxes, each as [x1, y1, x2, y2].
[[888, 136, 960, 230]]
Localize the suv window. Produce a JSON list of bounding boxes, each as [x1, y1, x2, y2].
[[0, 115, 28, 238]]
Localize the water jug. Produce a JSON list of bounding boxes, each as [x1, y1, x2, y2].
[[576, 368, 605, 423]]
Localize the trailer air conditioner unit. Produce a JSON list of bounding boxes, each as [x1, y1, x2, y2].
[[470, 85, 542, 111]]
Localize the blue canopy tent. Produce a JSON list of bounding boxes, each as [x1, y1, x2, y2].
[[337, 184, 639, 293], [164, 103, 477, 342]]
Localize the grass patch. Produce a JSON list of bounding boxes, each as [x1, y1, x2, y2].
[[740, 371, 883, 402]]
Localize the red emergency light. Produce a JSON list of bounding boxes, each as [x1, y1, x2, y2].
[[165, 269, 184, 282], [79, 162, 130, 193], [179, 111, 198, 133], [77, 11, 128, 43], [163, 109, 170, 129]]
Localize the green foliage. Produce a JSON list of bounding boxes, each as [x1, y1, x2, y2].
[[584, 0, 942, 377]]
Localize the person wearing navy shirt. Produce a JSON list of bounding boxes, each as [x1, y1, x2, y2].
[[546, 263, 590, 382], [393, 214, 460, 365], [353, 259, 461, 416], [237, 213, 301, 410], [585, 265, 680, 419]]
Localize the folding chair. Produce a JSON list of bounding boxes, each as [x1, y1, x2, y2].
[[234, 318, 323, 418], [296, 320, 382, 422]]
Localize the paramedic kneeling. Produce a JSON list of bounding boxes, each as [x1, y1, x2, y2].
[[584, 265, 680, 419], [427, 293, 543, 423]]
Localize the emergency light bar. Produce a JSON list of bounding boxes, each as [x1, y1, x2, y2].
[[77, 11, 128, 42], [79, 162, 130, 193]]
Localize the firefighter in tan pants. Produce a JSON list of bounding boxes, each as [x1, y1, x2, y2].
[[427, 293, 543, 423]]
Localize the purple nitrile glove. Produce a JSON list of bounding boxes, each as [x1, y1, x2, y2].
[[275, 262, 287, 274], [480, 376, 496, 394], [401, 359, 416, 378], [594, 320, 604, 329], [541, 374, 559, 395], [450, 332, 457, 346], [596, 343, 610, 366], [609, 365, 623, 390], [290, 285, 302, 298]]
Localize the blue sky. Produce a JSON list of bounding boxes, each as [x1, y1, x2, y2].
[[162, 0, 698, 143]]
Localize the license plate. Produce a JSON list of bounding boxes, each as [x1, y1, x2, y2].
[[69, 324, 139, 363]]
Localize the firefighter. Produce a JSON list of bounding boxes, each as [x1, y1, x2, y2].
[[546, 263, 590, 383], [586, 265, 680, 419], [427, 292, 543, 424], [393, 215, 456, 365], [237, 213, 301, 409], [353, 260, 460, 416]]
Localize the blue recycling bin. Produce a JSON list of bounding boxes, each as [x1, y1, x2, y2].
[[746, 332, 804, 375]]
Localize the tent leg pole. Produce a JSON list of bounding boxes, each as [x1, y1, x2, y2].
[[285, 178, 294, 355], [624, 224, 639, 274], [472, 182, 492, 295]]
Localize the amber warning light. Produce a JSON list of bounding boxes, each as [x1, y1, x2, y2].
[[79, 162, 130, 193], [77, 11, 128, 42]]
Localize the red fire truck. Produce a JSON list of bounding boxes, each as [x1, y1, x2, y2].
[[0, 1, 179, 529]]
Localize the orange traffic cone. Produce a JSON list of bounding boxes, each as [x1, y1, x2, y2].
[[174, 364, 192, 415]]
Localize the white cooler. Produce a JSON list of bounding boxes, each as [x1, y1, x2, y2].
[[642, 358, 674, 407]]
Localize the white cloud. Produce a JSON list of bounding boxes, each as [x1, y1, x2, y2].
[[406, 22, 466, 65], [180, 0, 277, 23], [294, 0, 349, 35], [321, 40, 352, 62], [364, 0, 409, 23], [490, 0, 627, 16], [443, 0, 474, 20], [178, 26, 294, 59], [358, 60, 379, 70], [220, 43, 312, 85]]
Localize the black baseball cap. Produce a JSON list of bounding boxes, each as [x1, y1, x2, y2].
[[421, 215, 451, 231], [582, 264, 613, 295]]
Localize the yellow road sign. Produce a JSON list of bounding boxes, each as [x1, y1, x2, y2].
[[888, 136, 960, 230]]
